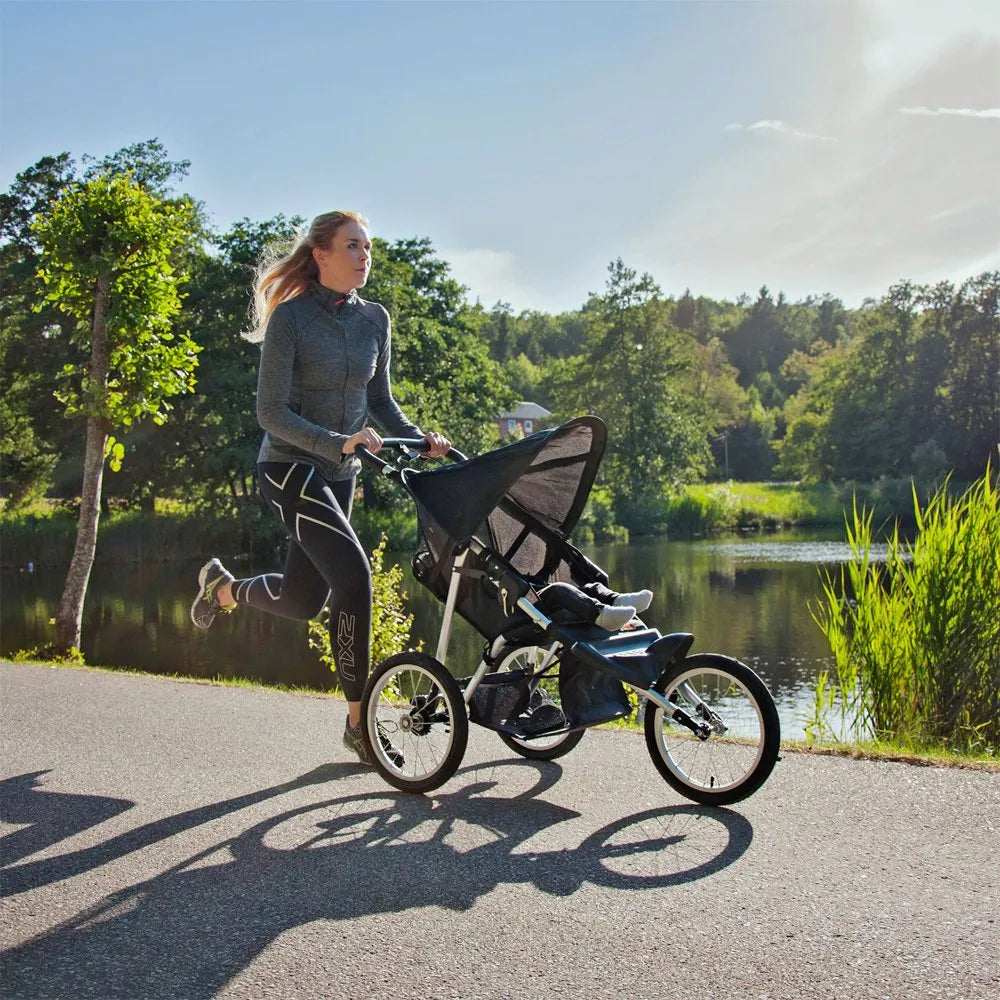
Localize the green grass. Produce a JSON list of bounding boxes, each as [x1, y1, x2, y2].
[[3, 653, 341, 699], [662, 478, 964, 537], [662, 481, 844, 536], [779, 737, 998, 771]]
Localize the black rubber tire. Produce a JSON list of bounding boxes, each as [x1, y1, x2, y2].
[[362, 652, 469, 794], [644, 653, 780, 805], [492, 645, 585, 761]]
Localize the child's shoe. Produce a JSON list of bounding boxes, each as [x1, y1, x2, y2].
[[596, 604, 636, 631], [613, 589, 653, 614]]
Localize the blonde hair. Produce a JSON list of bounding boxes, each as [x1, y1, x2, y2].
[[243, 210, 369, 343]]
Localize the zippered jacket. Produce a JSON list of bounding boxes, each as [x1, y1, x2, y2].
[[255, 282, 423, 481]]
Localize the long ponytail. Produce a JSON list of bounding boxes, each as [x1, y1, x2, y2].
[[243, 210, 368, 343]]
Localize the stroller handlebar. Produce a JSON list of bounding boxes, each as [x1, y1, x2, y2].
[[356, 439, 467, 475]]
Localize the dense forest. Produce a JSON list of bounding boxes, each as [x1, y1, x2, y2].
[[2, 141, 997, 536]]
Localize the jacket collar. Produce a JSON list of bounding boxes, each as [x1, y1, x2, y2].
[[310, 282, 359, 313]]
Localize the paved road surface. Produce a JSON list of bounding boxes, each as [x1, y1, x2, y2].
[[1, 661, 997, 999]]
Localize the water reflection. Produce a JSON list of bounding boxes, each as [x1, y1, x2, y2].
[[1, 532, 851, 740]]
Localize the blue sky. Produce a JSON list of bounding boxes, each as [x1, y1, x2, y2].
[[3, 0, 999, 313]]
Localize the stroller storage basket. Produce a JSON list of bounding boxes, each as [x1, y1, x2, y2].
[[468, 670, 531, 731]]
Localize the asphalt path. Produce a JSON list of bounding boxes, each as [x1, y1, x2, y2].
[[1, 661, 997, 1000]]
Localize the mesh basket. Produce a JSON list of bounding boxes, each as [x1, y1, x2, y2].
[[468, 670, 531, 731]]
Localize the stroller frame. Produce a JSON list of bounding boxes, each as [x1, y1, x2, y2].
[[357, 417, 781, 805]]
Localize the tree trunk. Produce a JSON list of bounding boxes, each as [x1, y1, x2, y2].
[[55, 273, 111, 654]]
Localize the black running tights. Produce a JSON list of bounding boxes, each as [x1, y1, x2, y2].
[[231, 462, 371, 701]]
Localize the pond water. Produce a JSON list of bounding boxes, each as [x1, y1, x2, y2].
[[1, 530, 865, 740]]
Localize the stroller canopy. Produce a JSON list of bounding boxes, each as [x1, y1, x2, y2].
[[405, 415, 607, 568]]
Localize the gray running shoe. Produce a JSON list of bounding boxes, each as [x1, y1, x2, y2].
[[190, 558, 236, 630], [343, 719, 404, 768]]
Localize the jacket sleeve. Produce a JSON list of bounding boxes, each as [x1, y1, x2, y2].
[[256, 304, 349, 462], [366, 310, 424, 439]]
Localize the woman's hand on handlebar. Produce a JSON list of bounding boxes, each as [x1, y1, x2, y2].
[[342, 427, 383, 455], [422, 431, 451, 458]]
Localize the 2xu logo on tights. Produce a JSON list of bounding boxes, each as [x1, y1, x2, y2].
[[337, 612, 357, 681]]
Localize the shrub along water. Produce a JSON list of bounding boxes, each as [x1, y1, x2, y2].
[[810, 468, 1000, 754]]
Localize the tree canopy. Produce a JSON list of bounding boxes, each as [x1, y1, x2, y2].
[[2, 140, 997, 540]]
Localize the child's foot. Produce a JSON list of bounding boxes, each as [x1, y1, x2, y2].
[[190, 558, 236, 630], [613, 589, 653, 614], [343, 719, 404, 768], [596, 603, 636, 631]]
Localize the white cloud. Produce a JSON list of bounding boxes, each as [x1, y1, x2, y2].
[[639, 3, 1000, 305], [862, 0, 1000, 102], [724, 119, 835, 142], [900, 106, 1000, 119], [443, 248, 521, 308]]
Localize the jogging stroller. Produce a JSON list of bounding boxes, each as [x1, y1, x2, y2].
[[357, 416, 780, 804]]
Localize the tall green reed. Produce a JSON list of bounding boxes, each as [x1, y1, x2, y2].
[[810, 467, 999, 754]]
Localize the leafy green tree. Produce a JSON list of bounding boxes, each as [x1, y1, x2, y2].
[[935, 273, 999, 479], [477, 302, 587, 364], [774, 410, 827, 480], [548, 259, 711, 529], [776, 276, 996, 482], [723, 386, 777, 480], [0, 154, 81, 506], [1, 141, 199, 509], [32, 172, 200, 652], [109, 214, 304, 514], [362, 236, 515, 458], [503, 352, 546, 404]]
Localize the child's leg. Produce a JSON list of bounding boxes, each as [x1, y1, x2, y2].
[[538, 583, 636, 630]]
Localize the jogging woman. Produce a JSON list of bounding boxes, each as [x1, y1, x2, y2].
[[190, 210, 450, 765]]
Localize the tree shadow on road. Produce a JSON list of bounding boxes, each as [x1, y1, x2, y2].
[[0, 770, 133, 871], [1, 757, 753, 999], [0, 763, 344, 897]]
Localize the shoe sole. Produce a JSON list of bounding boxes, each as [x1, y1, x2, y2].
[[190, 560, 219, 630], [344, 730, 404, 769]]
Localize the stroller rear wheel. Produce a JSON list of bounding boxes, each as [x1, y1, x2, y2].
[[644, 653, 780, 805], [493, 645, 585, 761], [363, 652, 468, 794]]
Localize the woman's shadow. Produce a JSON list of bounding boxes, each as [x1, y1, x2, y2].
[[1, 758, 753, 1000]]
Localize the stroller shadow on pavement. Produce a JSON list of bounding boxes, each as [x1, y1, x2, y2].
[[1, 758, 753, 1000]]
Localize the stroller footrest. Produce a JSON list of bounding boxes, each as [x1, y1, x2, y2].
[[562, 631, 695, 689]]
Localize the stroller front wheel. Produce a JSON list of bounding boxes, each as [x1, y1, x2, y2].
[[363, 652, 469, 794], [644, 653, 780, 805]]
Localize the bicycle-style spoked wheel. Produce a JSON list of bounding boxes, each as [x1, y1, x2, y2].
[[494, 645, 585, 761], [363, 652, 468, 794], [644, 653, 780, 805]]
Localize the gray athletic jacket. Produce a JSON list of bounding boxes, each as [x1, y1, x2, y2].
[[255, 282, 422, 481]]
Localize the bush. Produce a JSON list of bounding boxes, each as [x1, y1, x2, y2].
[[576, 485, 628, 543], [810, 468, 1000, 754], [662, 487, 735, 537]]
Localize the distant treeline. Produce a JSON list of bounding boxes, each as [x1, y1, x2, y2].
[[2, 140, 997, 536]]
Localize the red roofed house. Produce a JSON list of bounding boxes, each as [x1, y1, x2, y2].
[[498, 401, 553, 438]]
